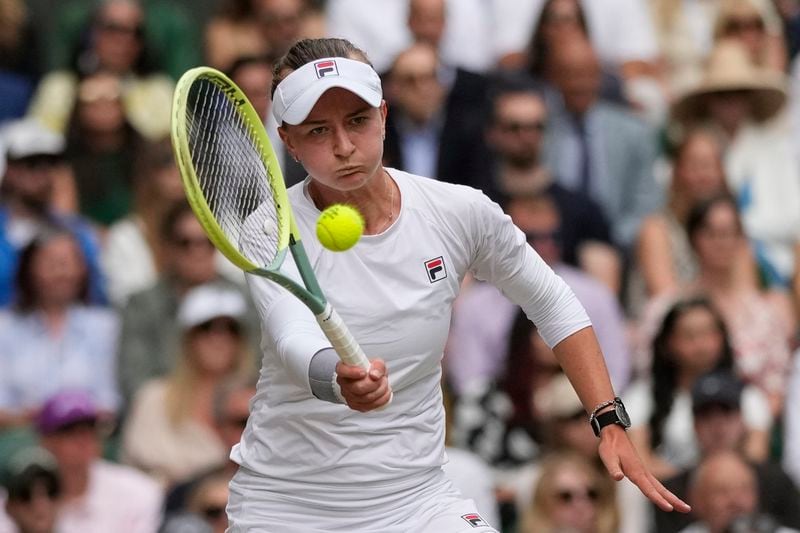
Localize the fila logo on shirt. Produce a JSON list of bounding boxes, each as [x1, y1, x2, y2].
[[314, 60, 339, 78], [461, 513, 487, 528], [424, 256, 447, 283]]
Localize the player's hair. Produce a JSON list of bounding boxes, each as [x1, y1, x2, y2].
[[649, 296, 734, 449], [270, 38, 373, 98]]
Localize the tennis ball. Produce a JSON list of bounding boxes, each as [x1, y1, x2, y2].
[[316, 204, 364, 252]]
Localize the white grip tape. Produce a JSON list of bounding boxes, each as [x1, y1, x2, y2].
[[316, 304, 370, 370]]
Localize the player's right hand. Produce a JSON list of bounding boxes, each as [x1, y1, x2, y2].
[[336, 359, 392, 412]]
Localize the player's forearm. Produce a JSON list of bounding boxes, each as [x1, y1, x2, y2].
[[552, 326, 617, 413]]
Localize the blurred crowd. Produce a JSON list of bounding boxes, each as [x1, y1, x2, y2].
[[1, 0, 800, 532]]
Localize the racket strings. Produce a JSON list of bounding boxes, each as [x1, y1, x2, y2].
[[185, 78, 282, 268]]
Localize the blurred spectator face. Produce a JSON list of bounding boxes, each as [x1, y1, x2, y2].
[[40, 421, 101, 477], [76, 73, 126, 135], [3, 157, 60, 212], [166, 213, 217, 285], [231, 60, 274, 120], [487, 92, 547, 169], [691, 199, 743, 273], [545, 464, 599, 532], [552, 411, 596, 459], [667, 306, 726, 376], [255, 0, 304, 57], [694, 404, 746, 456], [507, 196, 562, 265], [691, 452, 758, 533], [216, 385, 256, 450], [92, 0, 145, 73], [706, 91, 753, 134], [189, 476, 230, 533], [540, 0, 584, 41], [408, 0, 446, 47], [387, 44, 445, 125], [546, 38, 601, 116], [719, 4, 766, 61], [187, 317, 244, 376], [5, 479, 59, 533], [29, 234, 88, 309], [673, 132, 726, 203]]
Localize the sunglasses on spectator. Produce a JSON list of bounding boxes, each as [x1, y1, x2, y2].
[[10, 481, 60, 503], [98, 21, 144, 38], [497, 120, 546, 134], [172, 235, 214, 251], [9, 155, 63, 168], [555, 487, 599, 504], [525, 229, 562, 244], [194, 318, 241, 336], [724, 16, 764, 33]]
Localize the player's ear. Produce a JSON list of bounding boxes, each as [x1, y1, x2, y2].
[[278, 125, 296, 157], [379, 100, 387, 139]]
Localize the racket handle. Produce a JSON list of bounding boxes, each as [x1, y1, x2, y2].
[[316, 304, 370, 370]]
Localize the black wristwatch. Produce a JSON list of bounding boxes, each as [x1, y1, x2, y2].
[[589, 397, 631, 437]]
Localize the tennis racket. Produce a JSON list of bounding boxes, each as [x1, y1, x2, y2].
[[170, 67, 370, 371]]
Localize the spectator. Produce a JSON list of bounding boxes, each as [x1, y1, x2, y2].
[[714, 0, 788, 72], [652, 0, 785, 94], [63, 71, 145, 226], [162, 375, 257, 516], [682, 451, 799, 533], [116, 201, 256, 406], [686, 194, 793, 413], [32, 390, 163, 532], [47, 0, 199, 81], [541, 35, 662, 248], [625, 296, 772, 480], [204, 1, 271, 71], [481, 75, 616, 280], [382, 42, 490, 188], [0, 0, 41, 121], [0, 119, 105, 307], [632, 128, 731, 310], [518, 451, 619, 533], [101, 137, 186, 307], [28, 0, 174, 140], [672, 40, 800, 289], [0, 447, 60, 533], [446, 193, 630, 397], [184, 471, 230, 533], [121, 284, 255, 485], [0, 230, 119, 429], [655, 370, 800, 533]]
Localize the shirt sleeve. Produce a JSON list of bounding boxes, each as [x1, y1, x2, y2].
[[246, 262, 331, 395], [742, 384, 772, 431], [466, 192, 591, 349]]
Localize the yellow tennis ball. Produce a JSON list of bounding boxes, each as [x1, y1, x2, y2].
[[316, 204, 364, 252]]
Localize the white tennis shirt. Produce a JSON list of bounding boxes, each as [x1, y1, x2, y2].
[[231, 168, 590, 499]]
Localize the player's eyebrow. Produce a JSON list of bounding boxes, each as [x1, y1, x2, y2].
[[303, 105, 374, 126], [347, 106, 372, 117]]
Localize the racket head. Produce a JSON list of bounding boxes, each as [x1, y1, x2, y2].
[[171, 67, 291, 273]]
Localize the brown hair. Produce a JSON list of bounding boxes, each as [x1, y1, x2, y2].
[[270, 37, 372, 98]]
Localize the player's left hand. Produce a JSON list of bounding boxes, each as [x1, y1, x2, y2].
[[336, 359, 392, 412], [597, 425, 691, 513]]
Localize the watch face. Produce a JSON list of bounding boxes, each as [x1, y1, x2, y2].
[[615, 402, 631, 428]]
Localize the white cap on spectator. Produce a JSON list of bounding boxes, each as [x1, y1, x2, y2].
[[272, 57, 382, 125], [1, 119, 65, 161], [177, 284, 247, 330], [534, 373, 584, 420]]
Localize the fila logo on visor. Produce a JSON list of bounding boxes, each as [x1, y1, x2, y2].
[[424, 256, 447, 283], [314, 60, 339, 78], [461, 513, 487, 528]]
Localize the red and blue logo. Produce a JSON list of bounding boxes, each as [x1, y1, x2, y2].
[[461, 513, 487, 528], [314, 60, 339, 78], [424, 256, 447, 283]]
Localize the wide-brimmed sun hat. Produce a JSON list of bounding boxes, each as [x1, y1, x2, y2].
[[671, 40, 787, 125]]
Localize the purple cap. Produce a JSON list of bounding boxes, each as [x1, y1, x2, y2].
[[36, 390, 98, 434]]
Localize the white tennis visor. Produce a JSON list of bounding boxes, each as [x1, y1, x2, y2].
[[272, 57, 383, 125]]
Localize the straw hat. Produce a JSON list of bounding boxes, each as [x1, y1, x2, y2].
[[671, 40, 787, 125]]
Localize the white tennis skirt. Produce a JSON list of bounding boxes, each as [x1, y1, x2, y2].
[[226, 465, 498, 533]]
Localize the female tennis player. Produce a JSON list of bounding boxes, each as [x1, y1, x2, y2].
[[226, 37, 690, 532]]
